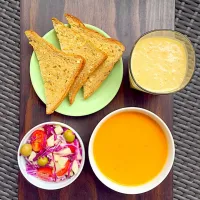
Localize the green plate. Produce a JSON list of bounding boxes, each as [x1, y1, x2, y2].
[[30, 24, 123, 116]]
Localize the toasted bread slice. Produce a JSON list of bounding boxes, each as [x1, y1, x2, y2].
[[52, 18, 107, 104], [65, 14, 125, 99], [25, 30, 84, 114]]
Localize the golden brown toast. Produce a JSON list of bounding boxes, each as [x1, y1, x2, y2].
[[65, 14, 125, 99], [25, 30, 84, 114], [52, 18, 107, 104]]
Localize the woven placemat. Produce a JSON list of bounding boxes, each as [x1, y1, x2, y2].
[[174, 0, 200, 200], [0, 0, 199, 200], [0, 0, 20, 200]]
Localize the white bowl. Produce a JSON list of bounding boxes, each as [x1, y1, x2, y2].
[[88, 107, 175, 194], [18, 121, 85, 190]]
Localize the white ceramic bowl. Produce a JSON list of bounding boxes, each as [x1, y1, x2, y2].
[[18, 121, 85, 190], [88, 107, 175, 194]]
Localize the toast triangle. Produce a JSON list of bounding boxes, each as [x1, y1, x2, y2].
[[52, 18, 107, 104], [25, 30, 84, 114], [65, 14, 125, 99]]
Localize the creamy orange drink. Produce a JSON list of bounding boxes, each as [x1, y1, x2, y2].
[[130, 35, 188, 93]]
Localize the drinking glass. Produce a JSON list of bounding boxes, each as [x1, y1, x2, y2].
[[129, 30, 196, 94]]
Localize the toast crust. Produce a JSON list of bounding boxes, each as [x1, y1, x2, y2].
[[25, 30, 85, 114], [65, 14, 125, 99], [65, 14, 125, 50]]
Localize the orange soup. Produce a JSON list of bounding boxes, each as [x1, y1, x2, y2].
[[93, 111, 168, 186]]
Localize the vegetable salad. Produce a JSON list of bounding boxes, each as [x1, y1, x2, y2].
[[20, 124, 82, 182]]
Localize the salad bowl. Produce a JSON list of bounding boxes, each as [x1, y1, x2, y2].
[[18, 121, 85, 190]]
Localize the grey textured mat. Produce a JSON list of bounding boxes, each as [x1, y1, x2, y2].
[[0, 0, 20, 200], [174, 0, 200, 200], [0, 0, 199, 200]]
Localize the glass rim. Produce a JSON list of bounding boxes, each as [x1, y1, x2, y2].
[[129, 29, 196, 95]]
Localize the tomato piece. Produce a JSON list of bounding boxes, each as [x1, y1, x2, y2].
[[68, 145, 76, 153], [32, 142, 42, 152], [31, 130, 46, 152], [37, 167, 53, 181], [31, 130, 46, 142], [56, 160, 70, 177]]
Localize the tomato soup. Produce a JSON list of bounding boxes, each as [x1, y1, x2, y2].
[[131, 37, 187, 92], [93, 111, 168, 186]]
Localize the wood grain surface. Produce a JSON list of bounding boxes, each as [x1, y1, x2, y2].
[[19, 0, 175, 199]]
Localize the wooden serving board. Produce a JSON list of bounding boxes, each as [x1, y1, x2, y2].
[[19, 0, 174, 199]]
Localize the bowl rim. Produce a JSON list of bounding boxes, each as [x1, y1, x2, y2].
[[18, 121, 85, 190], [88, 107, 175, 194]]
